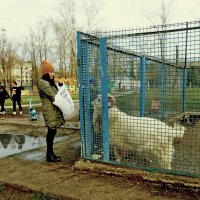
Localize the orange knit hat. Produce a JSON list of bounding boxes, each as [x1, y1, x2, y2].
[[41, 61, 54, 75]]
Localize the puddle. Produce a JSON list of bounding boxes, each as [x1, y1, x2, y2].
[[65, 122, 80, 129], [0, 133, 69, 158], [71, 141, 81, 149], [20, 151, 46, 161]]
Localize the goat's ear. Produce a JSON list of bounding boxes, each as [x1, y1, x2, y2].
[[108, 95, 116, 106], [112, 96, 116, 106]]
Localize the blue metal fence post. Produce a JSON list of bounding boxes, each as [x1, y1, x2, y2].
[[161, 63, 165, 121], [77, 32, 85, 158], [100, 37, 109, 162], [84, 41, 92, 158], [77, 32, 92, 158], [140, 56, 146, 117]]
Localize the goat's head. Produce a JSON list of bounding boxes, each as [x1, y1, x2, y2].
[[92, 94, 116, 109], [108, 94, 116, 108]]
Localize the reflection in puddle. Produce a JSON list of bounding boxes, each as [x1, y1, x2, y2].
[[21, 151, 46, 161], [0, 133, 69, 158], [71, 141, 81, 149]]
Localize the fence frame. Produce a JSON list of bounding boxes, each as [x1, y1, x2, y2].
[[77, 20, 200, 177]]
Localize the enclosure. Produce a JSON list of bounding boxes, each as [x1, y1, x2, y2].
[[77, 20, 200, 177]]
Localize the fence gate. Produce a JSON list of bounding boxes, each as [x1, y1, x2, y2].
[[77, 20, 200, 177]]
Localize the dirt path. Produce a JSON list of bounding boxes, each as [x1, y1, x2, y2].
[[0, 114, 200, 200]]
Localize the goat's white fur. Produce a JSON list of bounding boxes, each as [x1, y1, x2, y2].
[[92, 94, 185, 170]]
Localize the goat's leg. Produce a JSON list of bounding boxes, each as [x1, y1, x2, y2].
[[157, 144, 173, 170], [113, 146, 122, 163]]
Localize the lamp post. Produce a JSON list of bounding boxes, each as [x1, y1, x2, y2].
[[1, 28, 6, 85], [1, 28, 6, 53]]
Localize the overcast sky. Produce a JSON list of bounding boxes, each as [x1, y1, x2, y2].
[[0, 0, 200, 40]]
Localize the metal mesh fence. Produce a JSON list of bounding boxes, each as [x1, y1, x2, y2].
[[77, 20, 200, 177]]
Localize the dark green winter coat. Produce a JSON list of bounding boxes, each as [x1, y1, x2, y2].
[[38, 79, 64, 128]]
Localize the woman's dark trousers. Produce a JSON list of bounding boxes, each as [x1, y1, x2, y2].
[[13, 99, 22, 112], [0, 99, 5, 112]]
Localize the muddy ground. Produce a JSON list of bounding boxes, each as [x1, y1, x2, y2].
[[0, 109, 200, 199]]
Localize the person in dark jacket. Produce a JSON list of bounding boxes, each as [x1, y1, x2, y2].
[[38, 61, 65, 162], [0, 82, 9, 114], [10, 80, 23, 115]]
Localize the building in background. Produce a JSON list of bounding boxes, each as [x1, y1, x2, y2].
[[11, 61, 32, 88], [0, 60, 32, 89]]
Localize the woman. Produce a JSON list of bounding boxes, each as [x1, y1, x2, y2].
[[38, 61, 65, 162], [10, 80, 23, 115]]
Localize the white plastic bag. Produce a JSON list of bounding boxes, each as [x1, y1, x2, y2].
[[53, 85, 74, 117]]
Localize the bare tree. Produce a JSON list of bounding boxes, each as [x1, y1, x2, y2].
[[54, 0, 77, 78], [5, 44, 15, 87], [159, 0, 171, 60], [51, 19, 69, 78], [0, 30, 16, 86], [0, 29, 7, 83], [26, 19, 56, 88], [82, 0, 103, 32], [22, 0, 103, 85], [55, 0, 103, 80], [135, 0, 172, 90], [26, 30, 40, 88], [15, 39, 29, 86], [143, 0, 171, 60], [33, 20, 55, 64]]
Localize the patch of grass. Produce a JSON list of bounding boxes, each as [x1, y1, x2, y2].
[[5, 93, 79, 106], [116, 87, 200, 114], [33, 192, 58, 200]]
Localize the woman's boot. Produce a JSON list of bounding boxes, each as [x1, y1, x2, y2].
[[46, 150, 61, 162], [46, 128, 61, 162], [51, 152, 61, 160]]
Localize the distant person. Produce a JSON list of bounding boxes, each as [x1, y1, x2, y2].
[[38, 61, 65, 162], [0, 82, 9, 114], [10, 81, 23, 115]]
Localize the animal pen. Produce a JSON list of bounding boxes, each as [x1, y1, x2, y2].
[[77, 20, 200, 177]]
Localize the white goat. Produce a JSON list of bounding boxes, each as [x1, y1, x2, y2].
[[92, 94, 185, 170]]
